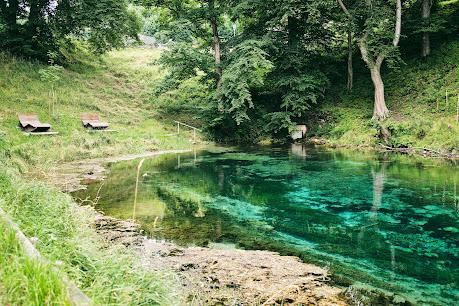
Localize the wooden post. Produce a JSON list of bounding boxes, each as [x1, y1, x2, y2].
[[446, 90, 449, 112], [457, 94, 459, 123], [193, 128, 196, 144], [133, 159, 145, 220], [177, 122, 180, 134]]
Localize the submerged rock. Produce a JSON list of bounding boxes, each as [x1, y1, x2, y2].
[[93, 213, 346, 305], [140, 239, 346, 305]]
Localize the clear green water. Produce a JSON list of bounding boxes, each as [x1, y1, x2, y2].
[[74, 146, 459, 305]]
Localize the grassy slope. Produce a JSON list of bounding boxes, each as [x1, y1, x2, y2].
[[0, 47, 194, 171], [0, 48, 195, 305], [314, 41, 459, 152]]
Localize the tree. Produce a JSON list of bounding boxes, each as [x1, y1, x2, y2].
[[421, 0, 433, 57], [0, 0, 140, 62], [230, 0, 333, 131], [338, 0, 402, 121], [209, 0, 223, 86], [139, 0, 227, 87], [150, 0, 335, 140], [337, 0, 354, 91], [218, 40, 273, 124]]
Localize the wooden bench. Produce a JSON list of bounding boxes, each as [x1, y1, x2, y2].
[[18, 114, 57, 135], [81, 113, 110, 131]]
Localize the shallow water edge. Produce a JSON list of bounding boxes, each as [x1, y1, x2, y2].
[[66, 145, 458, 305]]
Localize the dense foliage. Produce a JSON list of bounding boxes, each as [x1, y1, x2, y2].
[[2, 0, 458, 142], [141, 0, 458, 142], [0, 0, 140, 62]]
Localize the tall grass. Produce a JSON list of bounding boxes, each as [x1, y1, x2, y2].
[[0, 220, 70, 306], [0, 47, 197, 173], [0, 170, 177, 305]]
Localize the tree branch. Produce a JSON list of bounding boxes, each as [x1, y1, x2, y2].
[[337, 0, 351, 18], [375, 53, 385, 68]]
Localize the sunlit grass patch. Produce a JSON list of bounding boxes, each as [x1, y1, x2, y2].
[[0, 47, 198, 172]]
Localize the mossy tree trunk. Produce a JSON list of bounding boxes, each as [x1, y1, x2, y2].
[[209, 0, 222, 87], [354, 0, 401, 121], [370, 61, 389, 120], [347, 27, 353, 91], [421, 0, 432, 57]]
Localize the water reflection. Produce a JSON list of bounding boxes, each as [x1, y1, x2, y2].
[[132, 159, 145, 219], [291, 143, 308, 158], [74, 146, 459, 305]]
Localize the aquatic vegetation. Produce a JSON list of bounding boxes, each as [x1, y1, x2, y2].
[[77, 146, 459, 305]]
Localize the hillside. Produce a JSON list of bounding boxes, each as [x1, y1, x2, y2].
[[310, 41, 459, 153], [0, 48, 195, 171], [0, 48, 197, 305]]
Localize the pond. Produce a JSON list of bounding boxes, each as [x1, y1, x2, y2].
[[73, 145, 459, 305]]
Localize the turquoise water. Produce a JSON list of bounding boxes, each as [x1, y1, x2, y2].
[[74, 146, 459, 305]]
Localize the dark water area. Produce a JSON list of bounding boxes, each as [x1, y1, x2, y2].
[[73, 145, 459, 305]]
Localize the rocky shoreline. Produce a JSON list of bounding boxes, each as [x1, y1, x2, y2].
[[306, 138, 459, 160], [94, 214, 347, 305], [46, 150, 192, 193]]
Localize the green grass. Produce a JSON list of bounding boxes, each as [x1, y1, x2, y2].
[[314, 41, 459, 152], [0, 171, 177, 305], [0, 47, 197, 305], [0, 47, 197, 171], [0, 219, 70, 306]]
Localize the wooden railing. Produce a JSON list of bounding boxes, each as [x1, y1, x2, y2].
[[174, 121, 202, 143]]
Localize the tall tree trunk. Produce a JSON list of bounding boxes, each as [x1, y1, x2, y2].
[[370, 62, 389, 120], [209, 0, 222, 87], [4, 0, 19, 31], [347, 28, 353, 91], [359, 40, 390, 120], [210, 18, 222, 86], [421, 0, 431, 57], [336, 0, 354, 91], [28, 0, 42, 37], [357, 0, 401, 121]]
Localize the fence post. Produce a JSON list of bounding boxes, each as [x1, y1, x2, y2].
[[177, 122, 180, 134], [446, 90, 449, 112], [457, 94, 459, 123]]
